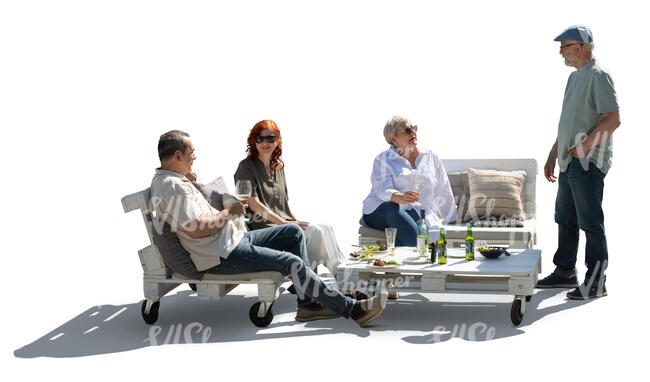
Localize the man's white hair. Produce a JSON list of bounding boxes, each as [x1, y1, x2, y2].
[[383, 115, 411, 145]]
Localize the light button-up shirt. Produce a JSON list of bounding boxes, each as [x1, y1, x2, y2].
[[361, 147, 458, 240]]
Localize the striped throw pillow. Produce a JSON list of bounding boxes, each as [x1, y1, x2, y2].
[[464, 168, 527, 222]]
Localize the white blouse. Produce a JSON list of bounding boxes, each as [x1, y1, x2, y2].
[[361, 147, 458, 239]]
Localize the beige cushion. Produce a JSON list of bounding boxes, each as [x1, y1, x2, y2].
[[465, 168, 526, 222]]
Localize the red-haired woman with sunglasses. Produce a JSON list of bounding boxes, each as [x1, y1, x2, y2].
[[234, 120, 347, 275]]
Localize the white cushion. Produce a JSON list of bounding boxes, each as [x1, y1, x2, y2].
[[359, 220, 536, 247], [173, 271, 285, 282]]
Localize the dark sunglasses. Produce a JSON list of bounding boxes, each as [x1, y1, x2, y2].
[[255, 135, 277, 144], [404, 125, 418, 135]]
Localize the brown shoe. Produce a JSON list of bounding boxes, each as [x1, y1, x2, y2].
[[353, 291, 388, 327], [295, 305, 339, 322], [388, 291, 399, 299]]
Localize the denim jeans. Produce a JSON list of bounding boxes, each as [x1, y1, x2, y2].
[[206, 224, 354, 318], [553, 157, 608, 283], [363, 202, 420, 246]]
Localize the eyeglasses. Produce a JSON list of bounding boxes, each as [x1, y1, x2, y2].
[[255, 135, 277, 144], [403, 125, 418, 135], [560, 42, 583, 50]]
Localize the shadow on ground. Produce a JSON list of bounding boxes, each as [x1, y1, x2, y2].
[[14, 285, 594, 358]]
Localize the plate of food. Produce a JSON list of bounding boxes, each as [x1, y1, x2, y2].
[[357, 245, 388, 254], [348, 251, 377, 261], [367, 258, 401, 269]]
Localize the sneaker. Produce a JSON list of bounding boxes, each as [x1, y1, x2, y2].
[[353, 291, 388, 327], [567, 283, 607, 300], [535, 270, 579, 288], [388, 291, 400, 299], [295, 304, 339, 322]]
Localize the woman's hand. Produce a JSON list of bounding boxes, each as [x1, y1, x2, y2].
[[391, 191, 420, 204], [293, 220, 310, 227]]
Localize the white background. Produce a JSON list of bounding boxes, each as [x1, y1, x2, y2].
[[2, 0, 648, 380]]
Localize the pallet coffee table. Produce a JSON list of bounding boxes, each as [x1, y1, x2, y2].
[[336, 247, 542, 325]]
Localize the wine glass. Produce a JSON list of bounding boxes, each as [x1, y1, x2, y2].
[[235, 180, 252, 221], [235, 180, 252, 202], [412, 170, 425, 207]]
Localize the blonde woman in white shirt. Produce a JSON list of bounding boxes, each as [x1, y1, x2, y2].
[[361, 115, 458, 245]]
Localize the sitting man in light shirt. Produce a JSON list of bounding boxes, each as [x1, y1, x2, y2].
[[150, 130, 387, 326]]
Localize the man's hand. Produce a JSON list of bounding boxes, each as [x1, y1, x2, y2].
[[545, 139, 559, 183], [544, 157, 557, 183], [568, 142, 588, 159], [226, 201, 248, 218]]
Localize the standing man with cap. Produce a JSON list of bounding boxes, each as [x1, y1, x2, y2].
[[536, 25, 620, 299]]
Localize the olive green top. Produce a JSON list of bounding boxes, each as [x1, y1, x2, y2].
[[557, 57, 619, 174], [234, 157, 294, 230]]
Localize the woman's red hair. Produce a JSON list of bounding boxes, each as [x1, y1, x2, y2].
[[246, 120, 284, 170]]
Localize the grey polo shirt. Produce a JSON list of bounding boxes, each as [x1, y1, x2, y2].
[[557, 57, 619, 174]]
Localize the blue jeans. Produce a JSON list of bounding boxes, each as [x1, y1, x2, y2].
[[206, 224, 354, 318], [363, 202, 420, 246], [553, 157, 608, 283]]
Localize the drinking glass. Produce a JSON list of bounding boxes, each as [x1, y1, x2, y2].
[[235, 180, 252, 221], [235, 180, 252, 202], [412, 170, 425, 207], [385, 228, 397, 255]]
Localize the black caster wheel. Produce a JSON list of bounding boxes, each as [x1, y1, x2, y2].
[[511, 299, 523, 326], [189, 283, 197, 291], [525, 295, 532, 302], [355, 291, 369, 300], [141, 300, 160, 325], [249, 302, 274, 327]]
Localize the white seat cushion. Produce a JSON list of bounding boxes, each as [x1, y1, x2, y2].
[[444, 219, 536, 245], [173, 271, 285, 282], [359, 219, 536, 247]]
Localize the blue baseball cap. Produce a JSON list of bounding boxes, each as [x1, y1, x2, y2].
[[554, 25, 593, 43]]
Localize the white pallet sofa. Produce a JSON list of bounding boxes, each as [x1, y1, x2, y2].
[[358, 158, 538, 249], [122, 187, 285, 327]]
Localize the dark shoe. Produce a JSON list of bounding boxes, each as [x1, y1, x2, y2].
[[567, 283, 607, 300], [295, 304, 339, 322], [353, 291, 388, 327], [287, 284, 297, 294], [387, 291, 399, 299], [535, 269, 579, 288]]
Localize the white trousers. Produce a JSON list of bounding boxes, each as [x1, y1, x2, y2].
[[302, 223, 347, 276]]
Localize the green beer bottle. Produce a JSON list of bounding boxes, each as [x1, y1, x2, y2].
[[437, 228, 447, 264], [465, 223, 475, 261], [416, 210, 429, 257]]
